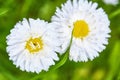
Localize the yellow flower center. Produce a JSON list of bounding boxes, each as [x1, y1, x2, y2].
[[73, 20, 89, 38], [25, 37, 43, 53]]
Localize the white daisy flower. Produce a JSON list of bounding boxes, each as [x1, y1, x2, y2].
[[103, 0, 119, 5], [52, 0, 111, 62], [6, 18, 60, 73]]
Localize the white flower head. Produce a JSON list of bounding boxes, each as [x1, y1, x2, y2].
[[6, 18, 60, 73], [103, 0, 119, 5], [52, 0, 111, 62]]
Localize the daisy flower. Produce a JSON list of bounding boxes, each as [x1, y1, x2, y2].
[[52, 0, 111, 62], [6, 18, 60, 73], [103, 0, 119, 5]]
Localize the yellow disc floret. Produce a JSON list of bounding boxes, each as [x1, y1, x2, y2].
[[73, 20, 89, 38], [25, 37, 43, 53]]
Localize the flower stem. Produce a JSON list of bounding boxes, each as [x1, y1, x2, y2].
[[50, 36, 73, 71]]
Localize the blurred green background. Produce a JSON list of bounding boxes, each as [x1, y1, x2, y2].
[[0, 0, 120, 80]]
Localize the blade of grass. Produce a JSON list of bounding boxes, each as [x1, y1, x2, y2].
[[0, 65, 17, 80], [109, 9, 120, 19], [0, 9, 8, 16]]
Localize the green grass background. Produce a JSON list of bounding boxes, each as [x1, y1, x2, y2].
[[0, 0, 120, 80]]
